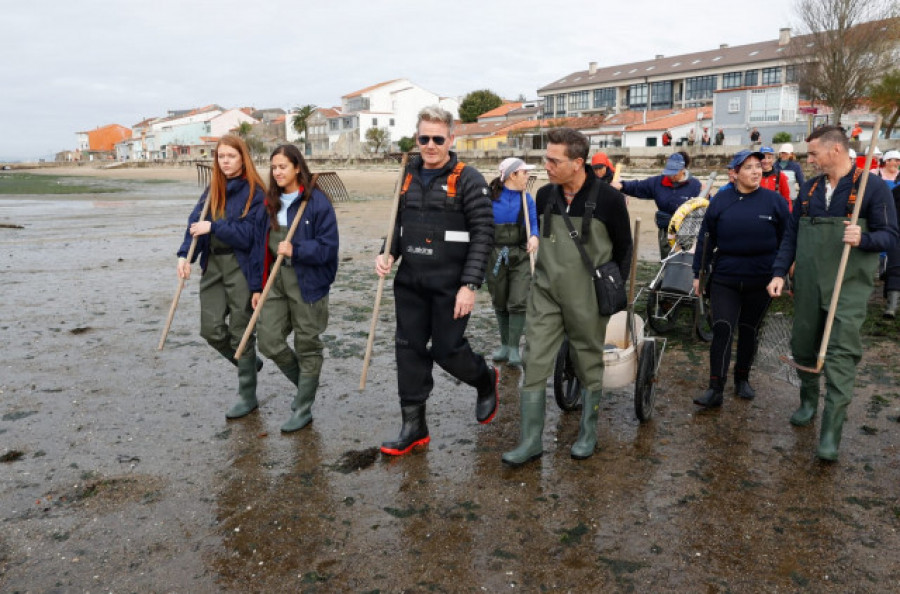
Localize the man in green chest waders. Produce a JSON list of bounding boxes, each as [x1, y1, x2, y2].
[[502, 128, 632, 466], [767, 126, 898, 462]]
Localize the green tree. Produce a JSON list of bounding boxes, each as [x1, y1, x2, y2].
[[789, 0, 899, 125], [869, 69, 900, 138], [234, 121, 253, 138], [398, 136, 416, 153], [292, 104, 317, 141], [772, 131, 793, 144], [365, 127, 390, 154], [459, 89, 504, 123]]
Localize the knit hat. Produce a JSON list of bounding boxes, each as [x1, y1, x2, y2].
[[498, 158, 535, 182], [591, 152, 614, 169]]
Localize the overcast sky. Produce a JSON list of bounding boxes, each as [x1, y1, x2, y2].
[[0, 0, 795, 161]]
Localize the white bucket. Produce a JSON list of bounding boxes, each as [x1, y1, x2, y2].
[[602, 311, 643, 389]]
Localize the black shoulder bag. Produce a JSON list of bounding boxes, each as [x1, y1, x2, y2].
[[553, 193, 626, 316]]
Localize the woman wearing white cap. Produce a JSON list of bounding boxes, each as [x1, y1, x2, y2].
[[877, 149, 899, 190], [776, 143, 805, 200], [486, 158, 539, 366]]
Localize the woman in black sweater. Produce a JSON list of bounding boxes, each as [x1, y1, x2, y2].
[[691, 150, 790, 408]]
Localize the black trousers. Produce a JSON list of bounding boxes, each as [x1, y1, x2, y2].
[[393, 271, 489, 404], [707, 278, 772, 386]]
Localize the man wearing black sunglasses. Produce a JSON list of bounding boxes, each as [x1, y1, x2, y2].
[[376, 105, 497, 456]]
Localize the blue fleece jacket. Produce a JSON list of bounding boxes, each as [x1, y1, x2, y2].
[[693, 185, 789, 285], [493, 187, 538, 235], [257, 187, 339, 304], [178, 177, 266, 292], [772, 166, 899, 278], [620, 174, 702, 228]]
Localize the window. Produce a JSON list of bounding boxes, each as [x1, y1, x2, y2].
[[785, 65, 798, 83], [723, 71, 743, 89], [762, 67, 781, 85], [568, 90, 589, 111], [556, 93, 566, 116], [745, 69, 759, 87], [684, 75, 717, 101], [329, 120, 339, 131], [372, 118, 378, 126], [593, 88, 616, 109], [342, 117, 354, 129], [728, 97, 741, 113], [749, 88, 781, 122], [650, 81, 673, 109], [544, 95, 555, 116], [389, 118, 395, 126], [627, 83, 648, 109]]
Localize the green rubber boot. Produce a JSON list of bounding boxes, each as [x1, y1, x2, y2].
[[817, 396, 849, 462], [492, 311, 510, 363], [281, 375, 318, 433], [226, 353, 259, 419], [571, 390, 603, 460], [506, 313, 526, 367], [790, 371, 820, 427], [501, 390, 545, 467]]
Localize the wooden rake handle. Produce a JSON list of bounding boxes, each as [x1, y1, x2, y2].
[[521, 190, 536, 274], [359, 153, 409, 390], [157, 192, 212, 351]]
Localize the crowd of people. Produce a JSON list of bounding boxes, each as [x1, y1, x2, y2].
[[174, 108, 899, 466]]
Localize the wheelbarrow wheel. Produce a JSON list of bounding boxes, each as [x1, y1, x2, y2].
[[634, 340, 657, 422], [694, 294, 713, 342], [553, 336, 583, 411], [646, 290, 681, 334]]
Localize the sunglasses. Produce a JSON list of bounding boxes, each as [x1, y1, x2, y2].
[[417, 135, 447, 146]]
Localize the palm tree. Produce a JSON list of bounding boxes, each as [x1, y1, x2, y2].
[[234, 121, 253, 138], [292, 104, 317, 142]]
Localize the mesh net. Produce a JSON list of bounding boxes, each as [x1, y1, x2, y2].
[[755, 312, 799, 387]]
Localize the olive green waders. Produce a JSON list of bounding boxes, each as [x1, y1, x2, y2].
[[257, 228, 329, 432], [502, 213, 610, 465], [487, 223, 532, 366], [199, 238, 259, 419], [790, 218, 878, 460]]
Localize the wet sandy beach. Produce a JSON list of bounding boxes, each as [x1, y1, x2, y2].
[[1, 167, 899, 592]]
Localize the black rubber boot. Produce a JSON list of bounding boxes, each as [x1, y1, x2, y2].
[[694, 389, 723, 408], [734, 379, 756, 400], [381, 403, 430, 456], [475, 366, 500, 424]]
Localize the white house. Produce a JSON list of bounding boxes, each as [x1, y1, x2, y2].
[[310, 79, 461, 155]]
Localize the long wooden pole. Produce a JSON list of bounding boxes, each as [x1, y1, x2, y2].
[[234, 174, 319, 361], [521, 190, 535, 274], [157, 193, 212, 351], [625, 218, 641, 350], [359, 154, 409, 390], [784, 116, 883, 374]]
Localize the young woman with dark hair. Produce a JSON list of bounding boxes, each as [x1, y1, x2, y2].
[[485, 158, 539, 366], [176, 134, 267, 419], [253, 144, 339, 432]]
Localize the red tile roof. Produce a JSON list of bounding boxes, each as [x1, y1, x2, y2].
[[627, 107, 712, 132], [477, 102, 523, 119]]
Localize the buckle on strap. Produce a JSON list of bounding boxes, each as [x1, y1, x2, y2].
[[569, 230, 579, 239]]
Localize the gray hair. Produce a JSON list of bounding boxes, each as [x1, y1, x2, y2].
[[417, 105, 454, 134]]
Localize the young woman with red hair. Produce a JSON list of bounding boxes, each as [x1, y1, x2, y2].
[[176, 134, 267, 419]]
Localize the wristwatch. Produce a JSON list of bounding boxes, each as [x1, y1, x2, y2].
[[464, 283, 479, 291]]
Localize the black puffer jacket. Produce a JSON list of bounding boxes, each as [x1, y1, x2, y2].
[[390, 152, 494, 287]]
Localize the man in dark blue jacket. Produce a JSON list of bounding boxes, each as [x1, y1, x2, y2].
[[768, 126, 898, 462], [613, 152, 702, 260]]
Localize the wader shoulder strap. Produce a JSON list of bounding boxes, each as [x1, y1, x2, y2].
[[581, 180, 602, 244], [554, 194, 597, 277], [800, 169, 863, 217]]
